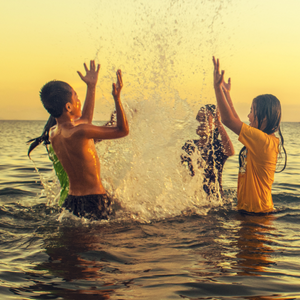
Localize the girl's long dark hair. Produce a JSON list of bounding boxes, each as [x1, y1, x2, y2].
[[239, 94, 287, 173]]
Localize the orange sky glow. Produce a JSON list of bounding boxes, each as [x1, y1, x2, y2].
[[1, 0, 300, 121]]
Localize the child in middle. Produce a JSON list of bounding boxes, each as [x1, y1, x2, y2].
[[181, 104, 234, 197]]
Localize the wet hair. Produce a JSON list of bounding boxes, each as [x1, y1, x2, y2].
[[27, 115, 56, 157], [27, 112, 117, 157], [196, 104, 216, 120], [40, 80, 73, 118], [196, 104, 219, 140], [239, 94, 287, 172]]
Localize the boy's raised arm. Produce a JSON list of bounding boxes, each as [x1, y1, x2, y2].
[[112, 70, 129, 136], [74, 69, 129, 140], [77, 60, 100, 123]]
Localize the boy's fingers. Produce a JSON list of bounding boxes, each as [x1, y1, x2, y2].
[[84, 63, 88, 72], [77, 71, 84, 80], [117, 72, 123, 87], [96, 64, 101, 73], [212, 56, 216, 66]]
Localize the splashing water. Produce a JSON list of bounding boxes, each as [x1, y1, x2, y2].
[[96, 95, 227, 222], [37, 0, 235, 222], [89, 0, 234, 222]]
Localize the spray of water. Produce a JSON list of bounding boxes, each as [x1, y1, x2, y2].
[[37, 0, 234, 222], [96, 95, 226, 222]]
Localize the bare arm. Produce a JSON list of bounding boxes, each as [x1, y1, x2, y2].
[[77, 60, 100, 124], [213, 56, 242, 135], [215, 109, 235, 157], [222, 78, 239, 119], [112, 70, 129, 136], [73, 69, 129, 140]]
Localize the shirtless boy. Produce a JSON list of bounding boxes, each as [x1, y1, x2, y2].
[[40, 60, 129, 219]]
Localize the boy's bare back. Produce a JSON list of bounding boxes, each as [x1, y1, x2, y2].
[[50, 123, 105, 195], [46, 61, 129, 197]]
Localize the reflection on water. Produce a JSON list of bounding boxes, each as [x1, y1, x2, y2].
[[1, 121, 300, 299], [2, 203, 300, 299], [36, 225, 114, 299], [235, 214, 276, 277]]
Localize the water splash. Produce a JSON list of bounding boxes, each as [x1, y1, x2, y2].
[[97, 94, 226, 222], [90, 0, 234, 222], [37, 0, 234, 222]]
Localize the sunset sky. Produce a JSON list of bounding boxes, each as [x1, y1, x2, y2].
[[1, 0, 300, 121]]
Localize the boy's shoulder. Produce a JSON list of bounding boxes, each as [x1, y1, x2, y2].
[[50, 122, 77, 140]]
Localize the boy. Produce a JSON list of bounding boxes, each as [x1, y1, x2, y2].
[[40, 60, 129, 219]]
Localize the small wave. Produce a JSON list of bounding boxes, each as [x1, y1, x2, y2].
[[0, 187, 35, 196]]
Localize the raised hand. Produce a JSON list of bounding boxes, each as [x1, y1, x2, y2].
[[213, 56, 225, 88], [77, 60, 100, 87], [222, 77, 231, 94], [112, 70, 123, 100]]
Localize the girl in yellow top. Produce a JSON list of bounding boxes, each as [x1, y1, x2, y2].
[[212, 57, 287, 213]]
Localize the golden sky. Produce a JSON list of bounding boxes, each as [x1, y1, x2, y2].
[[1, 0, 300, 121]]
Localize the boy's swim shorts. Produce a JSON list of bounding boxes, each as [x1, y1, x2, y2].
[[62, 194, 113, 220]]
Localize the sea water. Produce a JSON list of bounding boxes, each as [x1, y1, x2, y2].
[[1, 0, 300, 297], [1, 120, 300, 300]]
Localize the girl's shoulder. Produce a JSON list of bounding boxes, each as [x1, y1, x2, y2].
[[241, 123, 278, 142], [240, 123, 279, 154]]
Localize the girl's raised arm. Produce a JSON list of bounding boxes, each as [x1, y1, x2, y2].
[[213, 57, 242, 135]]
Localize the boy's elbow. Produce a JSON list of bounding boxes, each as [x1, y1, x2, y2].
[[124, 122, 129, 136], [123, 128, 129, 137], [118, 126, 129, 137]]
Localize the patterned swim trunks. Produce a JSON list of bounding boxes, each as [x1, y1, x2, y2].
[[62, 194, 113, 220]]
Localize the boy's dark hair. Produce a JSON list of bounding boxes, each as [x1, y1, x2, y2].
[[40, 81, 73, 118], [239, 94, 287, 172], [27, 115, 56, 157]]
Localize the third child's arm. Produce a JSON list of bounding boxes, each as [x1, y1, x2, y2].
[[77, 60, 100, 123], [213, 56, 242, 135]]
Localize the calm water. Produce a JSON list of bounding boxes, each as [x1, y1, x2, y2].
[[1, 120, 300, 300]]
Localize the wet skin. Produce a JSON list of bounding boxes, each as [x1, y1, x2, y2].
[[49, 61, 129, 196]]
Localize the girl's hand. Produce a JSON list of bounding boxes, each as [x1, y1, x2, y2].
[[222, 78, 231, 93], [213, 56, 225, 89], [77, 60, 100, 87]]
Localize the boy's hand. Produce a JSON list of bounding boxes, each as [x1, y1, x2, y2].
[[213, 56, 224, 89], [112, 70, 123, 100], [77, 60, 100, 87]]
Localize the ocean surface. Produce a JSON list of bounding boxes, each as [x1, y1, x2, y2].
[[1, 120, 300, 300]]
